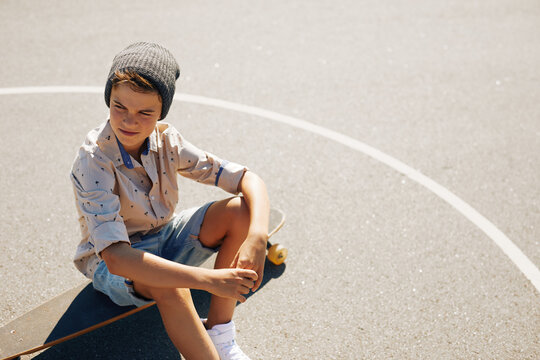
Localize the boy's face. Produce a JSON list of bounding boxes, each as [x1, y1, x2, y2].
[[109, 83, 162, 157]]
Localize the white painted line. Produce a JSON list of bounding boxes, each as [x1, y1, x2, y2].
[[177, 93, 540, 293], [0, 86, 102, 95], [1, 86, 539, 293]]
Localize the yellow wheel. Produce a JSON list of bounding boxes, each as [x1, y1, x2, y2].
[[267, 243, 288, 265]]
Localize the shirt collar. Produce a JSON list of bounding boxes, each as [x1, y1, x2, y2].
[[148, 125, 158, 153], [96, 120, 158, 169], [115, 137, 149, 169]]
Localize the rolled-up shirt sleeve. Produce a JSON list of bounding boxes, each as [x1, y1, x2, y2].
[[169, 129, 247, 194], [71, 152, 129, 258]]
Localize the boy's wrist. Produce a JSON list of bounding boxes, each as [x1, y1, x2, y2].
[[197, 268, 216, 293], [246, 230, 268, 246]]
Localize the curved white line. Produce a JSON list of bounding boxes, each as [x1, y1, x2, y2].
[[1, 86, 539, 292]]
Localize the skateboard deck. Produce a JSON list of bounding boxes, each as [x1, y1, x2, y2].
[[0, 208, 286, 360]]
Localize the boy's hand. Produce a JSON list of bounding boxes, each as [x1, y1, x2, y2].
[[232, 233, 267, 292], [207, 268, 258, 303]]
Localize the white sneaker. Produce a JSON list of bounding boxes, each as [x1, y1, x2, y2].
[[206, 320, 251, 360]]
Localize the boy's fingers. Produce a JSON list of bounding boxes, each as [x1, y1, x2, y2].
[[240, 278, 255, 289], [253, 274, 263, 292], [238, 269, 258, 281], [252, 270, 263, 292]]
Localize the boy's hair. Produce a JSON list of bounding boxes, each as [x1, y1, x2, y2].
[[111, 70, 162, 101], [104, 42, 180, 120]]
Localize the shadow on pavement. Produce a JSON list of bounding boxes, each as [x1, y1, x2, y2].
[[33, 260, 286, 360]]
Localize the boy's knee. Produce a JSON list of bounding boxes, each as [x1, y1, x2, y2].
[[228, 196, 249, 227]]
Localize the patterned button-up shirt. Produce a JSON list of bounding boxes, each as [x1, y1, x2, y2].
[[71, 120, 247, 278]]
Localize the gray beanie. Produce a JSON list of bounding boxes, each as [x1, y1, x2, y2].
[[104, 42, 180, 120]]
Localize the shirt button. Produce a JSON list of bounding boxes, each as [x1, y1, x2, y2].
[[151, 196, 155, 200]]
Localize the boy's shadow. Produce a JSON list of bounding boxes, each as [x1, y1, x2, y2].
[[33, 260, 285, 360]]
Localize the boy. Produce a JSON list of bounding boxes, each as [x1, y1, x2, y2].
[[71, 42, 269, 360]]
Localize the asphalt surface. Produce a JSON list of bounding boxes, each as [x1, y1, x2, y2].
[[1, 0, 539, 359]]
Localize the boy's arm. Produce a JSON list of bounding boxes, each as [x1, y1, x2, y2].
[[234, 171, 270, 292], [101, 242, 257, 303]]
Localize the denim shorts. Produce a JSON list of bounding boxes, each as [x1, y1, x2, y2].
[[92, 201, 217, 307]]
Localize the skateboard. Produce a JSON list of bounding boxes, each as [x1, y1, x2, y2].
[[0, 208, 286, 360]]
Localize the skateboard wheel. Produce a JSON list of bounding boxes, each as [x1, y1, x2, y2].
[[267, 243, 287, 265]]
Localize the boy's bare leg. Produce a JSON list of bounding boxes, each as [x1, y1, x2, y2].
[[127, 197, 251, 357], [199, 197, 251, 329], [133, 283, 219, 360]]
